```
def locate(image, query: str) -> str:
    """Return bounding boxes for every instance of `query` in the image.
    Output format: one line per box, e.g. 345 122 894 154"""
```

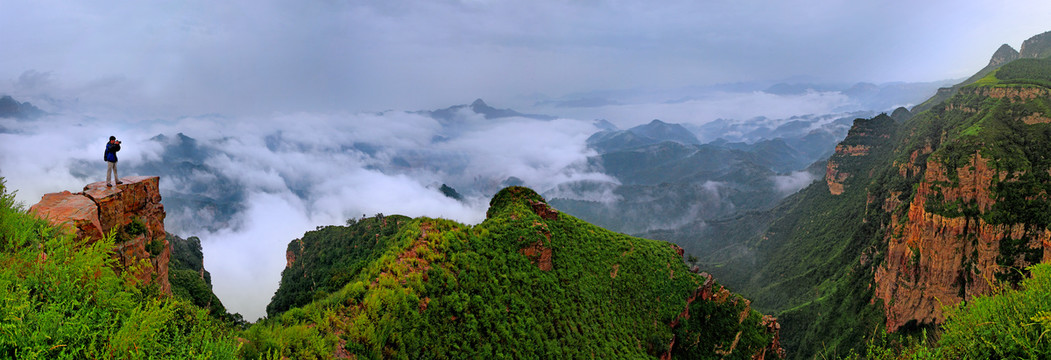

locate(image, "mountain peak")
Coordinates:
427 99 556 121
989 43 1020 67
629 119 700 144
1020 30 1051 59
486 186 552 220
0 95 45 119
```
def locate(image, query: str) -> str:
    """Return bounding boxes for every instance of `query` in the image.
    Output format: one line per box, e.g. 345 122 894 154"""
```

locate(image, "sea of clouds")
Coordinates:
0 89 858 319
0 107 618 319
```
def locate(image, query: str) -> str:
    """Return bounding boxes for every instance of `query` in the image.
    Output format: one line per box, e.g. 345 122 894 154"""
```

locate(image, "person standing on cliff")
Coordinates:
105 136 123 187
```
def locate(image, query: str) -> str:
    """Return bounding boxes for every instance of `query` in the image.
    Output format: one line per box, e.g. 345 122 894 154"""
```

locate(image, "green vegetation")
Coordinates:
116 217 146 243
267 214 410 317
995 58 1051 87
0 178 238 359
246 187 778 359
168 233 244 325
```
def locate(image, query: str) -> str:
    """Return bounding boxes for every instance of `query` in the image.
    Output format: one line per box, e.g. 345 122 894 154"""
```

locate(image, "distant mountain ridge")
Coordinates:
423 98 556 122
0 95 45 119
586 119 700 153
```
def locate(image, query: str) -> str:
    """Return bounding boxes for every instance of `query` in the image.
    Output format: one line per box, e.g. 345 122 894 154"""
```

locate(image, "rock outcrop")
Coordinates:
29 176 171 295
825 115 896 195
1020 30 1051 59
989 44 1020 67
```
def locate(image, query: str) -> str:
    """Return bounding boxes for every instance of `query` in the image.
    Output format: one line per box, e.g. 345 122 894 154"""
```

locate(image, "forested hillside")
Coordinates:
250 186 783 359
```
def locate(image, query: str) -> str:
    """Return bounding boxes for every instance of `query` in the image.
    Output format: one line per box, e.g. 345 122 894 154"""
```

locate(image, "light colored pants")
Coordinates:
106 161 119 185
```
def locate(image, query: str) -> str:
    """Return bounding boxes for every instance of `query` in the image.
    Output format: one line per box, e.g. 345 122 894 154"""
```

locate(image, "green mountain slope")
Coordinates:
267 214 412 316
249 187 783 359
698 38 1051 359
168 232 242 325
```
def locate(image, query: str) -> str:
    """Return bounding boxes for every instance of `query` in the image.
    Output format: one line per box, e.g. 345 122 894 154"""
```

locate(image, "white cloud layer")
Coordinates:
3 1 1051 116
0 108 614 319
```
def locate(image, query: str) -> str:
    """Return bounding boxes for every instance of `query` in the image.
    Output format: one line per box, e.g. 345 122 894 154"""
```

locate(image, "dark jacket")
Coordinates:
104 142 121 162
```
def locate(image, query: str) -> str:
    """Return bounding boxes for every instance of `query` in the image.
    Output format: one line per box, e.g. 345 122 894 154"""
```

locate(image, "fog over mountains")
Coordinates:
2 85 927 317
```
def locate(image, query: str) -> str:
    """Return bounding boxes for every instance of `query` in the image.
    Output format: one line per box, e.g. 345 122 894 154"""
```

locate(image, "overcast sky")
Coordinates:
2 0 1050 117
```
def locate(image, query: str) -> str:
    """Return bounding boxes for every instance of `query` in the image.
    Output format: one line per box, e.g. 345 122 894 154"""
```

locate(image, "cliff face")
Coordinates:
710 30 1051 359
872 80 1051 331
29 176 171 294
874 153 1047 329
825 115 897 195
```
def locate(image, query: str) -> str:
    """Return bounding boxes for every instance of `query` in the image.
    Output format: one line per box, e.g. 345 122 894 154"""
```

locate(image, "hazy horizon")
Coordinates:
3 1 1051 118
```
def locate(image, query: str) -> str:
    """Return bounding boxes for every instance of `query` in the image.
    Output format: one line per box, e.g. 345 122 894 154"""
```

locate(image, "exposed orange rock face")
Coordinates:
874 153 1050 330
944 102 978 113
825 161 848 195
824 116 895 196
1022 112 1051 125
30 191 104 241
834 144 871 156
976 86 1048 101
528 199 559 220
286 239 301 268
519 240 553 271
29 176 171 295
896 143 933 178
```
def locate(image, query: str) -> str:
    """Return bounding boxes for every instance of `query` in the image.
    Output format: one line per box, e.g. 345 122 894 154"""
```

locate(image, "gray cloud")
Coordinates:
773 170 820 195
3 1 1051 116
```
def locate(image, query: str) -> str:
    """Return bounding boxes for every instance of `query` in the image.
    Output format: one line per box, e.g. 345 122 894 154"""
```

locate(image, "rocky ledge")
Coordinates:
29 176 171 294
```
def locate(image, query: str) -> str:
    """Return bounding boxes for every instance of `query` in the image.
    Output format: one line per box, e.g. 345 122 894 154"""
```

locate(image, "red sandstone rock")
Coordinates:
519 240 553 271
875 153 1051 331
29 191 104 241
834 144 871 156
670 244 685 257
31 176 171 295
528 199 559 220
825 161 848 195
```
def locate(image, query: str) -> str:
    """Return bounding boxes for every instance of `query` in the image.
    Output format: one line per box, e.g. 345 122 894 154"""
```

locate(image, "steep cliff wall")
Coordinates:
873 81 1051 331
875 153 1048 329
29 176 171 294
